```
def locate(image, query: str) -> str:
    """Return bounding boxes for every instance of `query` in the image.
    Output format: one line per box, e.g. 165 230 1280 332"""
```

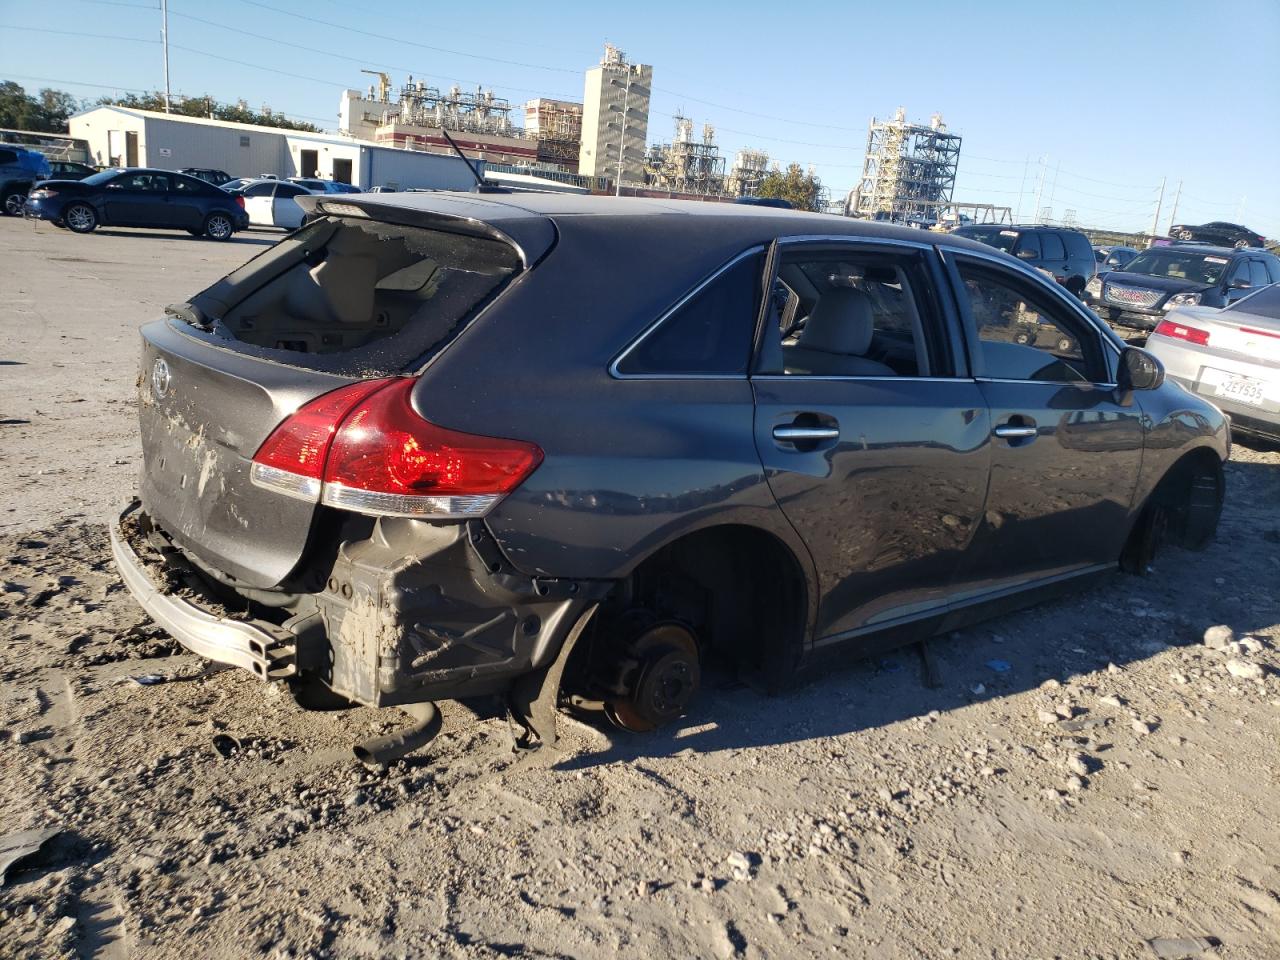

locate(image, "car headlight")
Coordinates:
28 188 56 200
1164 292 1202 309
1085 277 1102 295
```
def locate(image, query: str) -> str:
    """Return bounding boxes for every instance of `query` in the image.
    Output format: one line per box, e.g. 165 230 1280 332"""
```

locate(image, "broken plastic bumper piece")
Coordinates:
109 503 297 681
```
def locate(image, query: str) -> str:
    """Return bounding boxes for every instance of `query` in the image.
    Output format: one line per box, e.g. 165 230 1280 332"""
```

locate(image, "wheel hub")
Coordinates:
605 622 700 732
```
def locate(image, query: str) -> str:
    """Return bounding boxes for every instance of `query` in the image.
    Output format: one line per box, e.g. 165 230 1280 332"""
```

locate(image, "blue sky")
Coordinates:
3 0 1277 235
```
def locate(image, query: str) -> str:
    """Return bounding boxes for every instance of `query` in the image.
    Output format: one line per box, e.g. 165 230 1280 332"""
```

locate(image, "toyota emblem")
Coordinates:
151 358 171 399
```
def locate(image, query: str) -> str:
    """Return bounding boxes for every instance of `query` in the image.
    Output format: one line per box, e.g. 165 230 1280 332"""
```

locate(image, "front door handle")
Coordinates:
773 425 840 442
993 425 1037 439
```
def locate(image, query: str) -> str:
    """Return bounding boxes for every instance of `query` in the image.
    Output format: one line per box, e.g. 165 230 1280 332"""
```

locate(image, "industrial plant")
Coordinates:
845 108 963 223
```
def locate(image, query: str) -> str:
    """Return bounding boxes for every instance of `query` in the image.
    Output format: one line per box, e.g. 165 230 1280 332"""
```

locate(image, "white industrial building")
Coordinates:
578 44 651 184
67 106 481 191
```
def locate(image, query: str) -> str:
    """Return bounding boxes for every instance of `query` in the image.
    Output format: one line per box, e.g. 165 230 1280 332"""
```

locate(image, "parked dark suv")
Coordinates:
1084 244 1280 330
0 144 51 216
110 194 1227 763
954 224 1096 296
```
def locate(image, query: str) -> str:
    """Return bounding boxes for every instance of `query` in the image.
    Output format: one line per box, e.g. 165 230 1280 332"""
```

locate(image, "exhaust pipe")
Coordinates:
353 701 441 768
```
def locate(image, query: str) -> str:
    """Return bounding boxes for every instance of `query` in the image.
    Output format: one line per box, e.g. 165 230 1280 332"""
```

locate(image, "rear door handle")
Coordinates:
773 425 840 442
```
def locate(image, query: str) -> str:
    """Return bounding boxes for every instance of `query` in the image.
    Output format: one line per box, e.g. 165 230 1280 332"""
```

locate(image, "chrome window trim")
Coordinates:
975 377 1119 388
750 374 976 384
776 234 936 252
609 244 766 381
941 244 1124 358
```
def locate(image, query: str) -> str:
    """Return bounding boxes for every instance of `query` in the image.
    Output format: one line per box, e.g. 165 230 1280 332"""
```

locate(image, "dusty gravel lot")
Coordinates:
1 217 1279 960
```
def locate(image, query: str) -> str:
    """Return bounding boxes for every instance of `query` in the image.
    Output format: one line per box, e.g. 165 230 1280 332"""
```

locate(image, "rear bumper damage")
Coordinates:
110 504 298 680
111 501 612 712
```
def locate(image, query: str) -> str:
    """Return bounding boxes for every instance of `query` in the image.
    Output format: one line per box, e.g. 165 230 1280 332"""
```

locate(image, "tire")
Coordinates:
3 189 28 216
64 203 97 233
203 212 234 241
1233 239 1248 249
1176 230 1194 241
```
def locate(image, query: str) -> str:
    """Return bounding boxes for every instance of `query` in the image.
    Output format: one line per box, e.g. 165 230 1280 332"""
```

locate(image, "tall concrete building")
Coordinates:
578 44 652 184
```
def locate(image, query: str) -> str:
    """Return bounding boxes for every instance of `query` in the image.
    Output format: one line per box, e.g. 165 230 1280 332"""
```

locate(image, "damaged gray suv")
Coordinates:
112 192 1228 763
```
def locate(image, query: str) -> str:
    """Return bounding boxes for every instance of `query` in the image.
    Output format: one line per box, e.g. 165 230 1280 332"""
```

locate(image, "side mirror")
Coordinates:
1229 278 1251 290
1120 346 1165 392
1015 248 1037 260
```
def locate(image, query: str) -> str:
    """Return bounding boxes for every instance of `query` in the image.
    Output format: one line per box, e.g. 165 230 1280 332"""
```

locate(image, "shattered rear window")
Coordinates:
178 216 522 375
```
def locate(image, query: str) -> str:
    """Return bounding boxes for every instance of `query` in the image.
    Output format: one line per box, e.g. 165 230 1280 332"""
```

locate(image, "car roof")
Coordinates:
307 190 1013 259
1161 243 1248 256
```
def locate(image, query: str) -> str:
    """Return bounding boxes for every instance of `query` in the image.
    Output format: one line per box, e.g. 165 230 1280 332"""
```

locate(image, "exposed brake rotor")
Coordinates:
604 621 701 733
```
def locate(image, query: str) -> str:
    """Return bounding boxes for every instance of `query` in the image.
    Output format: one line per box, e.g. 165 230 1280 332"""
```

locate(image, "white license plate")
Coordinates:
1216 374 1266 406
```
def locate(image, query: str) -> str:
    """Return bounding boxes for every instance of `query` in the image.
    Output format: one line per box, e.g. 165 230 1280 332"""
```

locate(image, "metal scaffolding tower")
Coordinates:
643 115 727 194
847 108 961 223
725 148 770 197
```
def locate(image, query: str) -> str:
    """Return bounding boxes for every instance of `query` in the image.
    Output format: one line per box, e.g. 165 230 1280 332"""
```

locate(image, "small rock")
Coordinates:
343 790 367 808
1040 679 1061 690
1064 775 1086 793
1131 720 1154 735
1065 753 1091 777
1106 662 1123 674
1055 703 1076 720
1099 695 1125 708
1226 659 1265 681
1202 625 1234 649
1240 636 1264 654
725 850 753 879
1036 710 1059 725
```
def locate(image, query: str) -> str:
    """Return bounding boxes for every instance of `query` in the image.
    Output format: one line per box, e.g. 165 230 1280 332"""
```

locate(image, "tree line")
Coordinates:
0 80 319 134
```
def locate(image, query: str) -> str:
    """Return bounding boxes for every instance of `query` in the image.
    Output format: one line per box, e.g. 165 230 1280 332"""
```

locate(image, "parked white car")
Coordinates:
1146 283 1280 443
238 179 317 230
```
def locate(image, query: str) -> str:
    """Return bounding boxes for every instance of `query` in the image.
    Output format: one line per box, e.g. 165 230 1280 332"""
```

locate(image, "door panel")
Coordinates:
949 255 1143 597
753 378 991 640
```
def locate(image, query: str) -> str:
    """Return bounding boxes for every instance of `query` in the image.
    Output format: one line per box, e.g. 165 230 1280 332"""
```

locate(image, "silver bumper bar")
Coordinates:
109 507 296 680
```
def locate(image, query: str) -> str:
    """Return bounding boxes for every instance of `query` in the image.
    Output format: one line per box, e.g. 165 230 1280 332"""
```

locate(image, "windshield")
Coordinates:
957 226 1020 253
1121 249 1229 285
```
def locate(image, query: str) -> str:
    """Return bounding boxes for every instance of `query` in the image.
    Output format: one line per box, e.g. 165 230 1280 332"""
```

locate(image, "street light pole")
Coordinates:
613 73 631 198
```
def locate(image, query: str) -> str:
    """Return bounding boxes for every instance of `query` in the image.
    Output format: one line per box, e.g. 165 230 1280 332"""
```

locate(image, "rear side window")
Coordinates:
244 182 275 197
1040 233 1065 260
615 253 762 376
0 149 19 164
1013 233 1041 259
1063 231 1093 260
1249 261 1269 288
186 217 522 375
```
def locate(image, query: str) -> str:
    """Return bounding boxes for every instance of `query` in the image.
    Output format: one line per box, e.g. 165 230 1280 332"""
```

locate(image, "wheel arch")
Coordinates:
1122 443 1225 570
611 519 817 683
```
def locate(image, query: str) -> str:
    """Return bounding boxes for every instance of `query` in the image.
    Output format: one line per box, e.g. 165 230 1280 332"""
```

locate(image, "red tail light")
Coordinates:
1154 319 1209 346
250 379 542 519
235 196 245 209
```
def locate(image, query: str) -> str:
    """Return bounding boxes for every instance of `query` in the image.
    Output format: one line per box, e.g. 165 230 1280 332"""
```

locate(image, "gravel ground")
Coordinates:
1 218 1279 960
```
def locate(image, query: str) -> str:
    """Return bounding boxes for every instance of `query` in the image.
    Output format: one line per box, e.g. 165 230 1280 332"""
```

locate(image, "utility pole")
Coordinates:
1149 176 1166 244
611 74 632 197
1032 155 1047 223
1165 180 1182 234
161 0 172 113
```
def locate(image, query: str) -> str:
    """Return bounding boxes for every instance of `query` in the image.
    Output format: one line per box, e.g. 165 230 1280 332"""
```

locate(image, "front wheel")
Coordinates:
203 212 234 241
64 203 97 233
3 190 29 216
1234 239 1249 249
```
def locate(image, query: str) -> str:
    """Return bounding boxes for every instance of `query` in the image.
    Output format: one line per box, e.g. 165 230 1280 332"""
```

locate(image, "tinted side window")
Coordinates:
0 149 18 164
616 253 762 376
1265 259 1280 284
1063 232 1093 260
1249 261 1269 288
276 184 307 198
1041 233 1066 260
172 176 205 193
1229 259 1252 285
244 182 275 197
958 263 1106 384
1013 233 1041 259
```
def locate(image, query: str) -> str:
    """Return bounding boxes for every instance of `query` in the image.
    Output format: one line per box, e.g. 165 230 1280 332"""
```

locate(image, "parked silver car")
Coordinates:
1146 283 1280 442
